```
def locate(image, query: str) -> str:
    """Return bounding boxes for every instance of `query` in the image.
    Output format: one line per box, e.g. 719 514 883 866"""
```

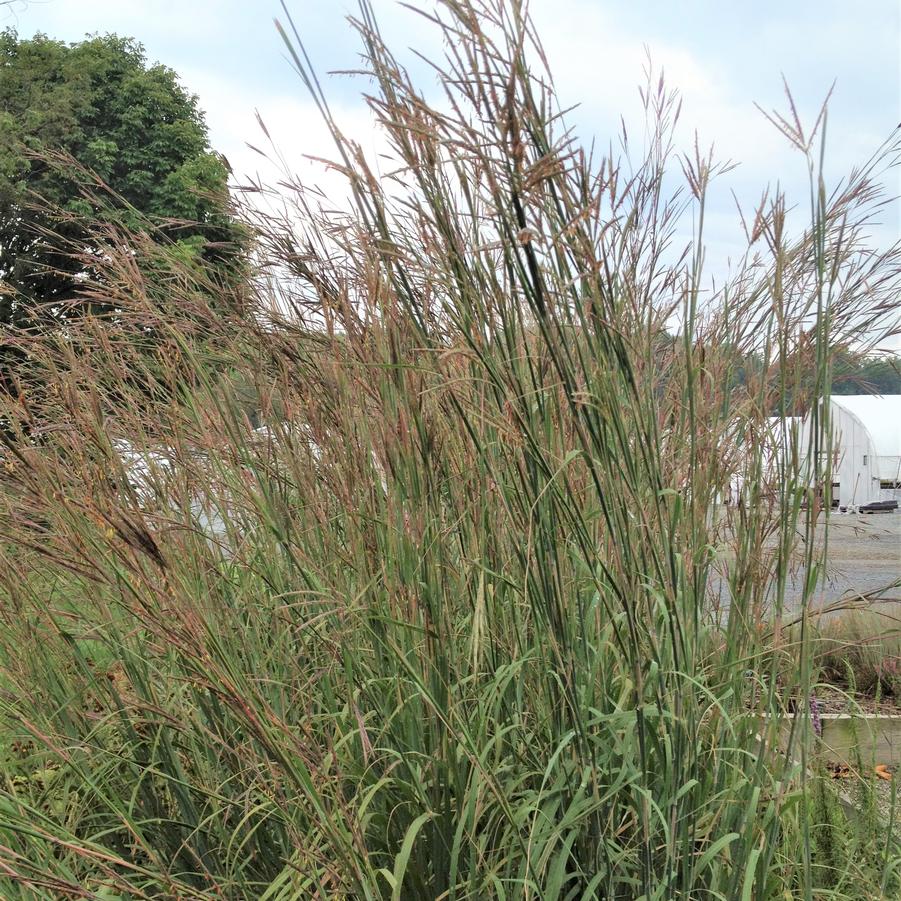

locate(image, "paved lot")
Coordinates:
792 512 901 609
757 512 901 622
708 512 900 618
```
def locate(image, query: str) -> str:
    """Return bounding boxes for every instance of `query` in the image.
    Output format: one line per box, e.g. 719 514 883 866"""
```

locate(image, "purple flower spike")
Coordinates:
809 693 822 738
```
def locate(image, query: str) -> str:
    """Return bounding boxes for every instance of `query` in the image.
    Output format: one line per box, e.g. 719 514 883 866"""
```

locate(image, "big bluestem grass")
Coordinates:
0 1 900 897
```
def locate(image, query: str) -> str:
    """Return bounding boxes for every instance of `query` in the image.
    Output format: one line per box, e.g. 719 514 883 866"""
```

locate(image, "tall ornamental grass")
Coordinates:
1 1 900 897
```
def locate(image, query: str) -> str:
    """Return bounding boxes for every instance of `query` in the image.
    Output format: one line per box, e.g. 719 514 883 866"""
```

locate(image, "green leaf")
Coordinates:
391 812 434 901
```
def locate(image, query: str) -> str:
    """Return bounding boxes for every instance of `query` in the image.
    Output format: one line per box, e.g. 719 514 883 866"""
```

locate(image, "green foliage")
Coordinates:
0 29 241 322
832 351 901 395
722 347 900 420
0 1 899 898
811 612 901 699
805 776 897 898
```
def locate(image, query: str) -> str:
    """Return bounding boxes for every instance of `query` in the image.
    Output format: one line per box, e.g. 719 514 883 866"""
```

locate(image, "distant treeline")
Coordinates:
656 331 900 413
830 351 901 394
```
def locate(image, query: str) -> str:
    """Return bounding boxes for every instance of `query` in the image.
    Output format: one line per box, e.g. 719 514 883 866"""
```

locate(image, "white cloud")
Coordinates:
176 63 397 220
12 0 897 348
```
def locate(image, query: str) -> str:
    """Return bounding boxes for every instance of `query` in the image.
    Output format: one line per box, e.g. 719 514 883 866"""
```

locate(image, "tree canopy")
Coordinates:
831 349 901 395
0 30 242 326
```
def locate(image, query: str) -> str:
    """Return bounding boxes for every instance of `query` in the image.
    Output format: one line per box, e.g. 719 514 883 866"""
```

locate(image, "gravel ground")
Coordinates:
708 511 901 616
786 512 901 612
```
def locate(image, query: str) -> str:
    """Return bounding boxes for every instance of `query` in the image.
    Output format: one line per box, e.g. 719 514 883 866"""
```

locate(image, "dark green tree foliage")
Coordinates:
724 345 899 408
832 349 901 394
0 30 240 326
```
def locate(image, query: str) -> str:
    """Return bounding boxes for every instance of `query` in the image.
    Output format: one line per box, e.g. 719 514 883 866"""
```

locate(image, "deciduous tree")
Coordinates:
0 30 242 328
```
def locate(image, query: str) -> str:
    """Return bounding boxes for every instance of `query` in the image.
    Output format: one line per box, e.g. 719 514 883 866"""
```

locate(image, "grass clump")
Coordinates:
1 1 900 897
812 611 901 701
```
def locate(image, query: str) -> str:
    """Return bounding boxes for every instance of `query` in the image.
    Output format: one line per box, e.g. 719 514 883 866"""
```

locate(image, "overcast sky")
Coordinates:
5 0 900 345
